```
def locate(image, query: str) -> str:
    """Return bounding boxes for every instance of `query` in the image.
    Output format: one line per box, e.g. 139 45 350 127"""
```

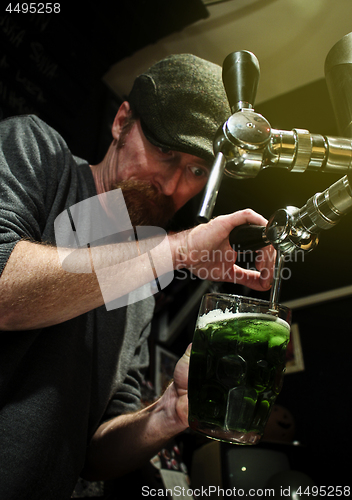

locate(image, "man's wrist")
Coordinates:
152 381 189 437
168 230 191 271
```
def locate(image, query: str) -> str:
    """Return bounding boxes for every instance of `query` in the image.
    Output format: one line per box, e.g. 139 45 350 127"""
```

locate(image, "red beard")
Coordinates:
112 179 176 228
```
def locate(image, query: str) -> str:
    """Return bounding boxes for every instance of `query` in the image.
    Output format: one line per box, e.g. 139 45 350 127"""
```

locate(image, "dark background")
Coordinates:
1 2 351 491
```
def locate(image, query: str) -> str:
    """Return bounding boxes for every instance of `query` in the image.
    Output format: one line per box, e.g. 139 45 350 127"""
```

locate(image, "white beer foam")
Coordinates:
197 308 290 331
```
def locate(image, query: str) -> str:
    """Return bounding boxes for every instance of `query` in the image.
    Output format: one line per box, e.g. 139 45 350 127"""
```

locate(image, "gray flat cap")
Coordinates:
128 54 230 164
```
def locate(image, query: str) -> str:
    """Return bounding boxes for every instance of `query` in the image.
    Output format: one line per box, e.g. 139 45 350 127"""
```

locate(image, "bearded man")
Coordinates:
0 54 273 499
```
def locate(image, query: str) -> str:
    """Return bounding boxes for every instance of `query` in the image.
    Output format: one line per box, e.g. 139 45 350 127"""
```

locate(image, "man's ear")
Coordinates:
111 101 131 140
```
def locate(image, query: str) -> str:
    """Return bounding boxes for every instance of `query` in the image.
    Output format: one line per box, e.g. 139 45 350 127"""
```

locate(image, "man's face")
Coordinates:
112 114 210 228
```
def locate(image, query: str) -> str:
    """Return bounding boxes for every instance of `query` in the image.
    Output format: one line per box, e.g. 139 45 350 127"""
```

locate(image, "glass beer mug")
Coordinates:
188 293 292 445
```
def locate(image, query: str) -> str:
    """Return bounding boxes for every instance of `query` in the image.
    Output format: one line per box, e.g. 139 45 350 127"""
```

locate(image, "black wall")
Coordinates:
0 0 208 163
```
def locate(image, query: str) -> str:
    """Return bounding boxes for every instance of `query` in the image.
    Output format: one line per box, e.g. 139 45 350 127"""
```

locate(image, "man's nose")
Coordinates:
154 166 183 197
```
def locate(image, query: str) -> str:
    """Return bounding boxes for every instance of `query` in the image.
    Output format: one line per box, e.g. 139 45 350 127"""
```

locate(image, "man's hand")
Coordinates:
161 344 191 430
172 209 275 291
82 344 192 480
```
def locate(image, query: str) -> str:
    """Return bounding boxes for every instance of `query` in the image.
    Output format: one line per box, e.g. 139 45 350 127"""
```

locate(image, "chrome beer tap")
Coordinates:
198 42 352 223
198 50 267 222
230 174 352 305
231 174 352 255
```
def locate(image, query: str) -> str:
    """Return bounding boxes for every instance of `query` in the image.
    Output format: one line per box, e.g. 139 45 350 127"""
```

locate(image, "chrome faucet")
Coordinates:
230 174 352 256
198 48 352 223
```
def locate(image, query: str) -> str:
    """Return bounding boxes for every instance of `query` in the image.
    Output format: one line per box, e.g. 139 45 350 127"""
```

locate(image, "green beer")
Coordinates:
188 310 290 444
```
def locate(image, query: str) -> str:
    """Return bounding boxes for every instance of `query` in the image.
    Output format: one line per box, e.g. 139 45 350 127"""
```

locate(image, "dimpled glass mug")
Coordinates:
188 293 292 445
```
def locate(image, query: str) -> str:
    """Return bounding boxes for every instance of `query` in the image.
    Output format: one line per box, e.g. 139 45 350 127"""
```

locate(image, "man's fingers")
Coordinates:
230 265 270 291
225 209 268 232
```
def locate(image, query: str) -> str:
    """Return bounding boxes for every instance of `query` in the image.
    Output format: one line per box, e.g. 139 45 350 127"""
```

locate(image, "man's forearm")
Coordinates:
0 234 177 331
0 210 274 330
81 382 187 481
0 240 104 330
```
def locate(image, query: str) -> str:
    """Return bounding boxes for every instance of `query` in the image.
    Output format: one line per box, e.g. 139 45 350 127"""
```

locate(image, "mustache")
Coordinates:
112 179 176 228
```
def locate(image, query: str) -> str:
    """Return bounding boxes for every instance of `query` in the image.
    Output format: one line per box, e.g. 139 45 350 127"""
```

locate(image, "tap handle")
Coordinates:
229 224 269 251
222 51 260 112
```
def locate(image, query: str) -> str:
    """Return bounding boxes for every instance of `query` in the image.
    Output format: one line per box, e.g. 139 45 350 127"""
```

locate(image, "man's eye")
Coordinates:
190 166 208 178
158 147 173 156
